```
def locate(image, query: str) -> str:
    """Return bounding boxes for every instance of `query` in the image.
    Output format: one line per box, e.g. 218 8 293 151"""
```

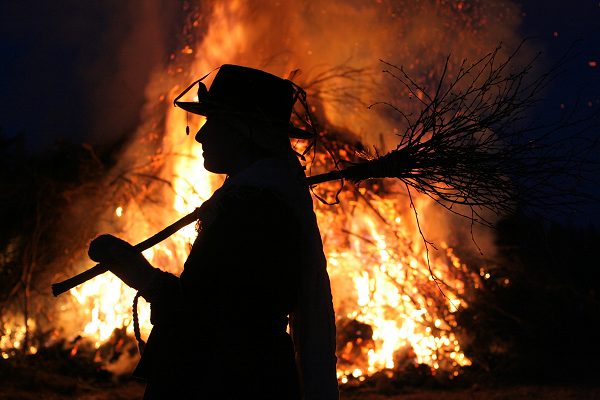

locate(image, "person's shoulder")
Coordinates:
221 185 290 215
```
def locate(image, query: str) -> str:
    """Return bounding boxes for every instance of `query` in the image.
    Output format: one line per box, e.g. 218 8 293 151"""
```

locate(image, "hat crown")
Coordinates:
204 64 295 123
174 64 313 139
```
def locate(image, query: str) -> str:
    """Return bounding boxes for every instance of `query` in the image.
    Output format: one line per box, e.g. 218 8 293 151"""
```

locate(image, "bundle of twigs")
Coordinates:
312 43 598 225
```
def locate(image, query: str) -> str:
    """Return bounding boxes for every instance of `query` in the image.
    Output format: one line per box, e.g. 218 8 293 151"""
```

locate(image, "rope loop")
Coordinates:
132 292 146 354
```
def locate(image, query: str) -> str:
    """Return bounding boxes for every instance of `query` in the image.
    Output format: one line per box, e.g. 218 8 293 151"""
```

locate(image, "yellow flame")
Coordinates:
1 0 498 379
321 190 474 377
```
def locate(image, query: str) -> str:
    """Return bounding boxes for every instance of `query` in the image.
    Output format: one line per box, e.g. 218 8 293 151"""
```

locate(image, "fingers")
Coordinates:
87 234 155 291
88 234 133 264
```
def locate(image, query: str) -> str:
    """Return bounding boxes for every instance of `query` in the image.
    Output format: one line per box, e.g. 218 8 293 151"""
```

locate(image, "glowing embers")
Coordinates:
319 187 477 382
0 318 34 358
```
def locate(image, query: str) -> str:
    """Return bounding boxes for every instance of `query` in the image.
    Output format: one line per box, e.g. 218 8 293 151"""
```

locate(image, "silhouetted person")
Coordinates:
88 65 339 399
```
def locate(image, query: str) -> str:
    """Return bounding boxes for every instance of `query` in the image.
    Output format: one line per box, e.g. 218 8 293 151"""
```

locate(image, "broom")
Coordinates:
52 43 597 296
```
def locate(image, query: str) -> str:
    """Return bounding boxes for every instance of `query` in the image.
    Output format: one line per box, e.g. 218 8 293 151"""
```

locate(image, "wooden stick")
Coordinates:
51 170 346 296
51 207 202 296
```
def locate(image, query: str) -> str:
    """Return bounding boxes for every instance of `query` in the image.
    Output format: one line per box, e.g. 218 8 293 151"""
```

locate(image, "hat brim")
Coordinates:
175 100 314 139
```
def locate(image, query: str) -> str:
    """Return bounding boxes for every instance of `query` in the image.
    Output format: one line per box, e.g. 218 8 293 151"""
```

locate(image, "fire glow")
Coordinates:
317 186 477 380
0 0 524 382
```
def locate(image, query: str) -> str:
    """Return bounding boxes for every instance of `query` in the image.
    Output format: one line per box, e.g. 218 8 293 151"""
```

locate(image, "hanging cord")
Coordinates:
132 292 145 354
174 67 218 136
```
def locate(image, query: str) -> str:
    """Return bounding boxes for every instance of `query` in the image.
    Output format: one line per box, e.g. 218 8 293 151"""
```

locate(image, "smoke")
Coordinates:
170 0 525 151
82 1 178 147
1 0 526 151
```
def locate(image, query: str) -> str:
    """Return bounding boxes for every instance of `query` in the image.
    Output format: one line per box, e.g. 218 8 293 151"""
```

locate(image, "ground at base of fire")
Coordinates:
1 378 600 400
343 385 600 400
2 349 599 400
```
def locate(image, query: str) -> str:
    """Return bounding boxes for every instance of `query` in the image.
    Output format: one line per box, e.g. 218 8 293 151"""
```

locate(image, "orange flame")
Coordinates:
1 0 524 381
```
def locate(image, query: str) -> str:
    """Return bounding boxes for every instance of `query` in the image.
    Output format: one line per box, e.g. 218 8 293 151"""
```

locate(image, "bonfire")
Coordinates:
1 1 597 392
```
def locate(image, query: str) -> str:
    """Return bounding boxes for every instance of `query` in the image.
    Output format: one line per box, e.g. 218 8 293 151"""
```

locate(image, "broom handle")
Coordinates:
51 170 346 296
51 208 202 296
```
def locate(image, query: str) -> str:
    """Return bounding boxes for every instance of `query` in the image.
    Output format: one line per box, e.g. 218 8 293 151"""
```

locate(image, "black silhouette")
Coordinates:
88 65 339 399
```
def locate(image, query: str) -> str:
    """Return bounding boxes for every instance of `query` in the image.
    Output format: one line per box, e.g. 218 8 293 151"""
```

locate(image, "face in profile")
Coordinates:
195 116 249 174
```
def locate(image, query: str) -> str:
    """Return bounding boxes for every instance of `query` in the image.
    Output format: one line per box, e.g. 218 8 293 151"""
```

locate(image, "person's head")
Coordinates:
194 113 284 174
174 64 314 174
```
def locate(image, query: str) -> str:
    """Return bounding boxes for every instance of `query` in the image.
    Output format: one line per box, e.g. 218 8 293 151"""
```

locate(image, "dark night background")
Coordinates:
0 1 180 151
0 1 600 398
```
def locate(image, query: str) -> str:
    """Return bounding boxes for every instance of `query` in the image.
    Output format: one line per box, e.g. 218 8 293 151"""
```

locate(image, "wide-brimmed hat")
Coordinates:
174 64 314 139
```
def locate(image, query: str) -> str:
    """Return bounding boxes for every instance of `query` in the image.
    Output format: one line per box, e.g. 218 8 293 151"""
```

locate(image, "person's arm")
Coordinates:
88 234 184 325
289 260 339 400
